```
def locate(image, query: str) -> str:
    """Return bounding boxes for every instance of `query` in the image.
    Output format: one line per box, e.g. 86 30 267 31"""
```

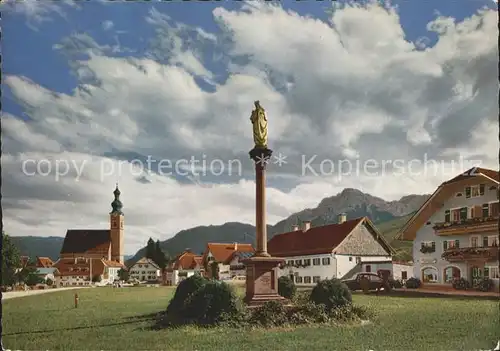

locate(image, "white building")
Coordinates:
164 250 204 286
35 268 58 284
202 243 255 280
398 167 499 289
53 257 125 286
268 215 395 286
128 257 161 282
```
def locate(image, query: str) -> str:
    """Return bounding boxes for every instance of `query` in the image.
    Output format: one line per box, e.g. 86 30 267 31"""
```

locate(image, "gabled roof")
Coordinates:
398 167 499 241
36 257 54 268
171 251 203 270
130 257 160 270
268 217 393 257
102 260 125 268
225 251 254 264
203 243 254 263
60 229 111 254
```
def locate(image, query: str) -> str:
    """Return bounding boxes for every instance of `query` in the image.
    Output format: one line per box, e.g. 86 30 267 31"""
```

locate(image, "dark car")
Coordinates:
341 273 384 292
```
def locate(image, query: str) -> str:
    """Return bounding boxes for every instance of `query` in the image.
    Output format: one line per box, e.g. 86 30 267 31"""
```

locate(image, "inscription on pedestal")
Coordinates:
255 271 272 294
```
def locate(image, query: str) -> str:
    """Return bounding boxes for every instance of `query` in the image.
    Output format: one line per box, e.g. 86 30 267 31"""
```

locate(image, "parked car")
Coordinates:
342 273 384 292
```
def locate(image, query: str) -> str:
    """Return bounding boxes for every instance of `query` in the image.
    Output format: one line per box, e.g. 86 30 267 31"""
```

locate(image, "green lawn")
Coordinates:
3 287 499 350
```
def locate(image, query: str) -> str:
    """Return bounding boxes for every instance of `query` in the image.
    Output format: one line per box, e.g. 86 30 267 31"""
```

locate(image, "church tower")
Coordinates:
110 184 124 264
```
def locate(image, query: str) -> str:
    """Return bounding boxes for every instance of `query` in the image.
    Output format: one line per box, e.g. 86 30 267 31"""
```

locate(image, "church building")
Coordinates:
53 185 126 286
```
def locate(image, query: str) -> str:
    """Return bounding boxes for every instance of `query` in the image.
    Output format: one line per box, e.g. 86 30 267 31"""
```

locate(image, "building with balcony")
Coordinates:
398 167 499 289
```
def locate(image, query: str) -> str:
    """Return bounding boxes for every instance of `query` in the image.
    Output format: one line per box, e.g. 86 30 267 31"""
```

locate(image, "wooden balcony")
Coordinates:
433 216 498 236
441 246 499 262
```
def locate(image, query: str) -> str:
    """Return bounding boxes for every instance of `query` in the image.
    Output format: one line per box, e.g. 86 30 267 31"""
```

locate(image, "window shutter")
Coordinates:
444 210 450 222
482 204 489 217
431 242 436 250
443 241 448 250
474 205 482 218
491 202 499 217
465 187 471 198
479 184 485 195
455 240 460 248
459 207 468 221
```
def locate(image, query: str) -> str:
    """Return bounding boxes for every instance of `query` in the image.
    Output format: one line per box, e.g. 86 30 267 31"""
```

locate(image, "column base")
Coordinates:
242 256 287 307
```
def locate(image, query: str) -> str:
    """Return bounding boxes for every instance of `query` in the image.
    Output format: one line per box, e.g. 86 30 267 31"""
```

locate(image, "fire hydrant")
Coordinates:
74 293 79 308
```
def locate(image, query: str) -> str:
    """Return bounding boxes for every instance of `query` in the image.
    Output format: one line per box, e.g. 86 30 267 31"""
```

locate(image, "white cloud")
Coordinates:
1 0 77 30
102 20 114 31
3 3 498 253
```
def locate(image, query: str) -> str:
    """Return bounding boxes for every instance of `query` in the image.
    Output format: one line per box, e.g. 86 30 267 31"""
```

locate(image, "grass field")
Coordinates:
3 287 499 350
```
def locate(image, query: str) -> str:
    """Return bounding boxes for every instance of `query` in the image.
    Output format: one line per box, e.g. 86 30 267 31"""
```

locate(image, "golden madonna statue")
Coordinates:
250 101 268 148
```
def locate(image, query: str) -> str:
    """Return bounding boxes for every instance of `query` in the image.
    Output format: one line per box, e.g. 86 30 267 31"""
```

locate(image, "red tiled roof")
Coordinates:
172 251 203 270
204 243 254 263
61 229 111 254
53 258 105 276
102 260 125 268
443 167 499 185
36 257 54 268
268 218 364 257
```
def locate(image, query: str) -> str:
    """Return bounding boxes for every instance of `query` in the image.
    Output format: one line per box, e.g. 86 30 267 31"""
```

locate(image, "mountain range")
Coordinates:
8 188 429 264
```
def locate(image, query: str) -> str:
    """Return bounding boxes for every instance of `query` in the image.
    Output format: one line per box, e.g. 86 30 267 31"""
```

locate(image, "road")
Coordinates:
2 286 89 300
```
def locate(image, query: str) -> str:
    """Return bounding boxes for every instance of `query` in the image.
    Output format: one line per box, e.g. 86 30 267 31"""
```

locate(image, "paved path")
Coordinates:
2 287 89 300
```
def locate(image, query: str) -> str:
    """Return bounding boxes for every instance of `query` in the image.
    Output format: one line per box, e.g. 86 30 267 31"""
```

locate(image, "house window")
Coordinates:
490 202 499 217
365 265 371 273
483 236 489 247
443 240 459 250
470 237 479 248
304 276 312 284
138 265 142 268
451 209 460 222
145 265 149 268
349 257 353 262
355 257 361 264
487 236 499 247
312 276 321 283
486 266 499 279
295 276 303 284
296 260 302 265
444 210 450 222
313 258 321 266
322 258 330 265
459 207 467 221
304 259 311 266
401 271 408 280
482 204 490 218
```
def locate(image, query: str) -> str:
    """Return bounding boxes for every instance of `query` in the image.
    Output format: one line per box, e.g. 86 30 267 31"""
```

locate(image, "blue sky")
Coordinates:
2 0 498 253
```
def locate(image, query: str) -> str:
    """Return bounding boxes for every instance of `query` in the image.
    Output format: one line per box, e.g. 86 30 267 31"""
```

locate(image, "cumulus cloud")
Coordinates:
3 2 498 253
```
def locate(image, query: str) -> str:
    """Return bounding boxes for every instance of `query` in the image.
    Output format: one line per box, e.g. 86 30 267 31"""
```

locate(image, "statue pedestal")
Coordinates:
242 256 287 307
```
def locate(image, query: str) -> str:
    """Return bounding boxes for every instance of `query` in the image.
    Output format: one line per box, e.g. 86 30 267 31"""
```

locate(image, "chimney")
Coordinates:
234 242 238 251
302 221 311 231
338 213 347 224
291 225 299 231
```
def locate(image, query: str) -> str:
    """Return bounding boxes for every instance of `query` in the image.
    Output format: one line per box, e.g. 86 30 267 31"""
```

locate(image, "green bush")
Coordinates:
310 278 352 310
249 300 289 327
476 278 493 292
166 274 207 320
405 277 421 289
183 280 242 325
288 302 330 325
389 278 403 289
452 278 470 290
278 276 296 299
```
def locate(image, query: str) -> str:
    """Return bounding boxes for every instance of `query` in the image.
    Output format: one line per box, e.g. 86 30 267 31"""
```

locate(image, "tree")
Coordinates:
15 266 37 284
92 275 102 283
118 268 129 281
154 240 169 269
26 273 44 286
145 238 156 260
210 261 220 280
2 233 21 287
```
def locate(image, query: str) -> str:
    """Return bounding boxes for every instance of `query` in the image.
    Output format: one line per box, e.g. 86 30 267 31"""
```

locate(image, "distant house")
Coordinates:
164 250 204 285
268 215 395 285
53 257 125 287
202 243 254 280
35 257 54 268
398 167 499 289
128 258 161 282
35 268 59 284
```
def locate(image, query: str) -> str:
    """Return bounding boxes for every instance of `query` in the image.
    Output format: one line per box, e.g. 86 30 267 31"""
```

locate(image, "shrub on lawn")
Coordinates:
249 300 289 327
309 278 352 310
477 278 493 292
405 277 422 289
182 280 243 325
389 278 403 289
452 278 470 290
288 302 330 325
278 276 296 299
166 274 207 320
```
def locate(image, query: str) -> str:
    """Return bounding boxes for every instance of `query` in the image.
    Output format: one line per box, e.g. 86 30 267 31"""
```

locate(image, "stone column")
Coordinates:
250 148 272 257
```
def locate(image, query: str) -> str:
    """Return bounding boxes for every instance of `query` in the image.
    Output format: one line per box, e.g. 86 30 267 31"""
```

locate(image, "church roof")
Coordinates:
60 229 111 254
